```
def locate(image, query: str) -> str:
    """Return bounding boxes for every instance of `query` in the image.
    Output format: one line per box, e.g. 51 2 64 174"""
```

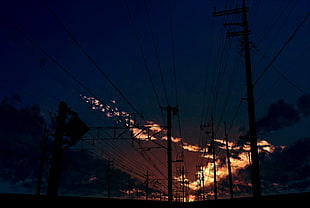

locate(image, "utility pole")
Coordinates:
201 166 205 201
211 121 217 200
196 165 205 201
214 0 261 198
241 0 262 198
181 166 186 202
47 101 67 197
162 105 178 203
224 122 233 199
167 105 173 203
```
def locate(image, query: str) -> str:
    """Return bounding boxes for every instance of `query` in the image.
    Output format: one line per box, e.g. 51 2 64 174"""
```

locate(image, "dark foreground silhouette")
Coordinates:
0 192 309 207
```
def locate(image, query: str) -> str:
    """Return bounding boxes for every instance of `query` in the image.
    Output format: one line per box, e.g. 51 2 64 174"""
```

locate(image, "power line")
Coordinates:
124 0 163 112
253 45 308 96
41 0 140 114
0 12 104 107
168 0 178 107
144 0 169 105
167 0 186 176
253 12 310 86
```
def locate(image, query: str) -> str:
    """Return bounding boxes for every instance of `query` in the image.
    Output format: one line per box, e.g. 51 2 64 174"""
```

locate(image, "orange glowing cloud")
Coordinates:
80 94 285 196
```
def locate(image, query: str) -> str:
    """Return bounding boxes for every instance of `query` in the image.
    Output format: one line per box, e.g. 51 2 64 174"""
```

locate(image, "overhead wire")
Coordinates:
126 0 183 165
196 0 257 198
6 0 307 199
80 128 168 185
167 0 187 181
253 0 297 49
41 0 171 191
197 0 218 179
89 126 169 183
168 0 179 108
0 11 140 194
41 0 140 114
0 6 162 197
253 12 310 87
123 7 175 185
124 0 175 185
126 0 190 196
123 0 163 113
0 12 110 111
144 0 169 105
253 45 308 99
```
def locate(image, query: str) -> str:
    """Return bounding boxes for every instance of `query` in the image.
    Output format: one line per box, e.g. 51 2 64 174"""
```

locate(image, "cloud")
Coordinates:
0 95 152 197
0 96 45 191
257 94 310 133
256 99 300 133
217 137 310 196
260 137 310 194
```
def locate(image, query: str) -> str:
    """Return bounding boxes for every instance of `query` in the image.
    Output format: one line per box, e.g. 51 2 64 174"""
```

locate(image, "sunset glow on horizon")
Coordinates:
80 94 284 200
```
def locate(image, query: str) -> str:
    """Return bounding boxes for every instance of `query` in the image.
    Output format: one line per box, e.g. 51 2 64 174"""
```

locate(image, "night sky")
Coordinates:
0 0 309 200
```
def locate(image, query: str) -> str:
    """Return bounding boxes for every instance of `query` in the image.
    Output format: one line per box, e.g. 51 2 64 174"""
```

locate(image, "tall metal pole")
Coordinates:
241 0 262 198
201 166 205 201
211 121 218 200
47 101 67 197
214 0 262 198
167 105 173 203
181 166 185 202
224 122 233 198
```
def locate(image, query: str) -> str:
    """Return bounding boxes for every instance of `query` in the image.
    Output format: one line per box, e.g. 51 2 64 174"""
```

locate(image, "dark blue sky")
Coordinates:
0 0 309 198
1 0 309 146
0 0 309 150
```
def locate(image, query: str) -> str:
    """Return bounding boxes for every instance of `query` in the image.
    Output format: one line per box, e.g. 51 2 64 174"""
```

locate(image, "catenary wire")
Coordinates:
253 12 310 87
41 0 140 114
144 0 169 105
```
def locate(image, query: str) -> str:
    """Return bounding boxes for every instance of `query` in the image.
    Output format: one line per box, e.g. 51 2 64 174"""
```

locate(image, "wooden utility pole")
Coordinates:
214 0 261 198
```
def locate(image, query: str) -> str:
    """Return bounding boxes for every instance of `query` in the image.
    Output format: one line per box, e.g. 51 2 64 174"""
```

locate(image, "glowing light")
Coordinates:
258 139 275 153
182 142 202 152
188 138 280 193
88 175 97 182
80 94 285 201
188 194 196 202
81 94 184 144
